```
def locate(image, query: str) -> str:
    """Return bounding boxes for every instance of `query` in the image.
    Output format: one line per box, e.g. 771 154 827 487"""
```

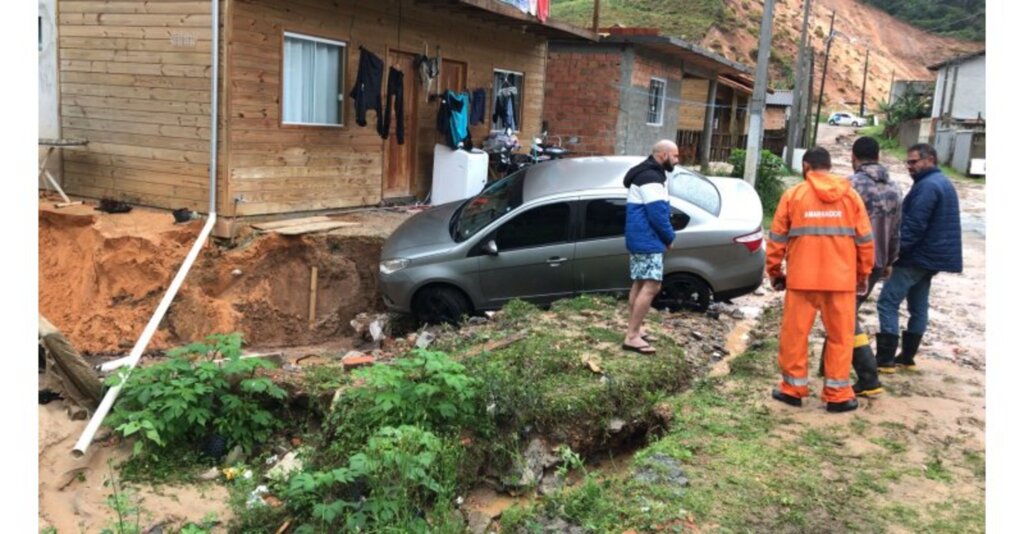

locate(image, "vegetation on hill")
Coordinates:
858 0 985 42
550 0 729 42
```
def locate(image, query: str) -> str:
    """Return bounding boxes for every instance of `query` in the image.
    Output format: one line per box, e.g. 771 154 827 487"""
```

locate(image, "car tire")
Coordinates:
828 120 836 126
412 285 473 325
852 121 860 127
656 274 712 313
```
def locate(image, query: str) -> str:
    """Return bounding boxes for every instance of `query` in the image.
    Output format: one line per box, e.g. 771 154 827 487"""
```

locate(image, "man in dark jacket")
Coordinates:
875 143 962 371
622 140 678 354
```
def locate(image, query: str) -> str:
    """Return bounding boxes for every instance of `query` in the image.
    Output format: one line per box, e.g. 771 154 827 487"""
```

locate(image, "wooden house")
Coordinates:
48 0 595 228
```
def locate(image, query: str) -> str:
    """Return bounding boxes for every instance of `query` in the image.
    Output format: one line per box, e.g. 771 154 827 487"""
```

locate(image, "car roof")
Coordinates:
522 156 645 202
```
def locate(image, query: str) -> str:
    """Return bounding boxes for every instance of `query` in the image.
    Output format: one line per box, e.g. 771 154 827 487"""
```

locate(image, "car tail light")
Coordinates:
733 229 763 252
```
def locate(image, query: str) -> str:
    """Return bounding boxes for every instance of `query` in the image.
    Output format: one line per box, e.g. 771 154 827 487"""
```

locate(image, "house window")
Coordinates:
647 77 666 126
492 69 524 132
282 32 346 126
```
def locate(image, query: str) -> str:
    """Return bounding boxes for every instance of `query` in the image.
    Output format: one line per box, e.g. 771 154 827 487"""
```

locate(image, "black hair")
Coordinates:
852 136 880 161
908 143 938 162
803 146 832 170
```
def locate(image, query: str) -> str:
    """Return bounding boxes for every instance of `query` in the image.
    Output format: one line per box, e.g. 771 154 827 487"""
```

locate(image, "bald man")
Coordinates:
622 140 679 354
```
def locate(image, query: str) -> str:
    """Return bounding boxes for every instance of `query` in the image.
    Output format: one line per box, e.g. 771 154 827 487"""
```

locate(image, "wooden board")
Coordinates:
270 221 359 235
250 215 332 230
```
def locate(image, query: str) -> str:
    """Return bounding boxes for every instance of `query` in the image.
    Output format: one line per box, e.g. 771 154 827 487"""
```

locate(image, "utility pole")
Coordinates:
804 47 815 150
592 0 600 33
785 0 813 171
859 49 870 117
742 0 775 186
811 9 836 146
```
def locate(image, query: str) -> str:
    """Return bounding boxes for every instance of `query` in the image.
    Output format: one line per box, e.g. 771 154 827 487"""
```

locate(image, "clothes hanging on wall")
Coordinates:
379 67 405 144
349 47 384 129
470 88 487 126
437 90 471 150
493 76 518 131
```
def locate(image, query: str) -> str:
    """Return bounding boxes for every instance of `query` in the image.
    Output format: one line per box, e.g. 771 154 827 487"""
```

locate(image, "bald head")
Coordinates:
651 140 679 172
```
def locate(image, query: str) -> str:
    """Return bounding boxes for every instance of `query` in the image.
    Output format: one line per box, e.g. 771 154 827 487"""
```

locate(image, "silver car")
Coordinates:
379 156 766 323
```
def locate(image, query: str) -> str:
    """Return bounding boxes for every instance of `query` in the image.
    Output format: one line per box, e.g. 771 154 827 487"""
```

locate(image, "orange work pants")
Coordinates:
777 289 856 403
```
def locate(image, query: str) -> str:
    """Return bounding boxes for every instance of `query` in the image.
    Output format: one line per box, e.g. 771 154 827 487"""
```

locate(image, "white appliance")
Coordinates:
431 144 488 205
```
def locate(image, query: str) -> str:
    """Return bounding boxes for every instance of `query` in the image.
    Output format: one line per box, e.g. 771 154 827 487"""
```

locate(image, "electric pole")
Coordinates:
805 48 815 148
859 49 870 117
742 0 776 186
592 0 600 33
785 0 813 171
812 9 835 146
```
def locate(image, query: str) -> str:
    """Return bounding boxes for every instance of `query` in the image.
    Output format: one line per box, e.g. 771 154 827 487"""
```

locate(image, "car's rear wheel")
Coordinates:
828 119 837 125
656 274 712 313
412 285 473 325
852 121 861 127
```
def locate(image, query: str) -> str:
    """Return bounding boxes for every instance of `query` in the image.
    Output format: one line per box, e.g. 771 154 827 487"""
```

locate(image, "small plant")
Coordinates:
107 333 286 461
178 512 218 534
555 444 585 478
727 149 786 216
100 464 142 534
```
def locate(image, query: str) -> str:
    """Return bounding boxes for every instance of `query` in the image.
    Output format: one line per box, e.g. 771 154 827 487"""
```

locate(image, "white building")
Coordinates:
928 50 985 123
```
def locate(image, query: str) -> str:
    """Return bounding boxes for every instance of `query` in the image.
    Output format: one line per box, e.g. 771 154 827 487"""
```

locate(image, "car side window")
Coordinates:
583 198 626 240
495 202 571 250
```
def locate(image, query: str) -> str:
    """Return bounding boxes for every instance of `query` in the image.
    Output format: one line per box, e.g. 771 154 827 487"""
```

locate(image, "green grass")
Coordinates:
497 301 985 533
550 0 728 40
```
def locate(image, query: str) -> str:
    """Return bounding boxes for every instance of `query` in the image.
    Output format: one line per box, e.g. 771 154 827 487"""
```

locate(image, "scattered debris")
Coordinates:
342 351 375 370
266 451 304 481
464 510 493 534
633 453 689 497
607 418 627 433
580 353 603 374
246 485 270 508
415 330 437 349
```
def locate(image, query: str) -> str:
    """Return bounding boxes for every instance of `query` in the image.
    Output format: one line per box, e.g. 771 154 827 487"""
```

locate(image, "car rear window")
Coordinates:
668 168 721 216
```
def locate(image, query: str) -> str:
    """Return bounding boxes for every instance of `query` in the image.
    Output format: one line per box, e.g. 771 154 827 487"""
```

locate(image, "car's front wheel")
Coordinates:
656 274 712 313
412 285 473 325
828 120 837 125
852 121 861 127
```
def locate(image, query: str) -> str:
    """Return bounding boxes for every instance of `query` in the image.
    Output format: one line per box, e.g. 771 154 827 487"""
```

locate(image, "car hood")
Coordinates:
708 177 763 226
381 200 463 259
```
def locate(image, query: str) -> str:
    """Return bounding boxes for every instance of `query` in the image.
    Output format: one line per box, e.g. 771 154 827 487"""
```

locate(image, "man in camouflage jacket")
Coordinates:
819 136 902 395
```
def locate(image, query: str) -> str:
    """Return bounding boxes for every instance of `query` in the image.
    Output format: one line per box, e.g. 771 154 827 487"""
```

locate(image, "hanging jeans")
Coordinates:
379 67 405 144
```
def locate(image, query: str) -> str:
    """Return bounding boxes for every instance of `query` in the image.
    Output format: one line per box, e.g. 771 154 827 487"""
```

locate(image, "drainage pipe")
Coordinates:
74 0 220 456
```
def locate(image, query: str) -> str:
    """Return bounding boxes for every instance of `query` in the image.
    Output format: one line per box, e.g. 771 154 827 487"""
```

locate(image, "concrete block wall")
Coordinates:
617 49 682 156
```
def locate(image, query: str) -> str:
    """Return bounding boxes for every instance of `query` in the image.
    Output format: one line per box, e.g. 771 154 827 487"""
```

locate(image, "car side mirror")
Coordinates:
484 240 499 256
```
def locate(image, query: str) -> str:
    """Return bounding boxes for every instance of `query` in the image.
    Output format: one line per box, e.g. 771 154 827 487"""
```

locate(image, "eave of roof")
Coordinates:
601 34 752 77
927 49 985 71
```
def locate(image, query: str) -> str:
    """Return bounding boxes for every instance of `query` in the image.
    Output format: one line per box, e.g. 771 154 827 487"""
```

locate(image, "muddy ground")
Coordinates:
38 132 986 531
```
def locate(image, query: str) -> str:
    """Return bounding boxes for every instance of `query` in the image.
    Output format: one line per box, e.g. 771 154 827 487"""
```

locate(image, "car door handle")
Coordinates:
546 256 567 265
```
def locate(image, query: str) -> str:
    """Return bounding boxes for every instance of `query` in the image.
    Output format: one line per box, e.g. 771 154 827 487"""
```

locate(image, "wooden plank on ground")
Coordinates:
250 215 332 230
270 221 360 235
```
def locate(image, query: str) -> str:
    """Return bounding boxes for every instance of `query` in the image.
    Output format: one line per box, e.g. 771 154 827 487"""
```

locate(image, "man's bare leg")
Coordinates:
625 280 662 348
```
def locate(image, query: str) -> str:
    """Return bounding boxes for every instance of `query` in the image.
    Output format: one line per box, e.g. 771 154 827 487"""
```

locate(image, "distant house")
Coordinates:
44 0 596 227
928 50 985 124
764 90 793 131
543 28 756 169
888 80 933 105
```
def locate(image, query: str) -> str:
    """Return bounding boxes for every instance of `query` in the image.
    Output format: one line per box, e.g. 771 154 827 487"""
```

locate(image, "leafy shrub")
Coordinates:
106 333 286 460
727 149 786 216
878 91 930 138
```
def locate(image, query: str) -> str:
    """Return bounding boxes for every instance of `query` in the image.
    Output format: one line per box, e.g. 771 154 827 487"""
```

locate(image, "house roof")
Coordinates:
415 0 599 41
927 49 985 71
766 90 793 107
600 34 752 77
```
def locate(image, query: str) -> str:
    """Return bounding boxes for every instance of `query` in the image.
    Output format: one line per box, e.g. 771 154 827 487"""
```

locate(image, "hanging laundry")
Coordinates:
493 78 518 131
470 88 487 126
349 47 384 129
537 0 549 22
437 90 471 149
379 67 405 144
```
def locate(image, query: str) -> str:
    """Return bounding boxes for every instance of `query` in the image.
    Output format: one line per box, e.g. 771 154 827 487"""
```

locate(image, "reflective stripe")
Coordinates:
768 231 788 243
824 378 851 388
782 374 809 386
855 233 874 244
789 226 856 237
853 333 870 347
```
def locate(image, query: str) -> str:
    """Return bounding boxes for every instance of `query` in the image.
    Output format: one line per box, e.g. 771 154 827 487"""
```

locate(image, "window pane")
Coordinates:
283 35 342 125
584 199 627 239
647 79 665 124
496 203 570 250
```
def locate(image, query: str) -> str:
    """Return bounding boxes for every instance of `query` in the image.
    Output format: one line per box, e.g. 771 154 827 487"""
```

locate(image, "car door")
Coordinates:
476 200 576 308
575 196 690 295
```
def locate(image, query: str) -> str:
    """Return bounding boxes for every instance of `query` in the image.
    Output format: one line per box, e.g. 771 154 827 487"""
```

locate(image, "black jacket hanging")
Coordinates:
349 47 384 128
379 67 405 144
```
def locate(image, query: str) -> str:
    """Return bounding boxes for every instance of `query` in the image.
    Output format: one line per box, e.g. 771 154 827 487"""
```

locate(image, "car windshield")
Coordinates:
668 168 721 216
451 169 527 242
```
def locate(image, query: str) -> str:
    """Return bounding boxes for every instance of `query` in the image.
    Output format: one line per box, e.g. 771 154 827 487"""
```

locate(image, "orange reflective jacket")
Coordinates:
766 170 875 291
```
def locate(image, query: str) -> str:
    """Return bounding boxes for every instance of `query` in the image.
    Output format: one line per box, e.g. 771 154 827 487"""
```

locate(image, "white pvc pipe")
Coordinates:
73 0 220 457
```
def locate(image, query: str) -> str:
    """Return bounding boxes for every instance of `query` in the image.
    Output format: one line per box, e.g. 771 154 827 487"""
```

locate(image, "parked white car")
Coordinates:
827 112 867 127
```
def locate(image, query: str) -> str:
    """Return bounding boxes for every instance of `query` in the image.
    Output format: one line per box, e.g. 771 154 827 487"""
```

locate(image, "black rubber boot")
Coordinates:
852 331 883 396
826 398 859 413
771 388 802 407
875 333 899 374
896 331 924 369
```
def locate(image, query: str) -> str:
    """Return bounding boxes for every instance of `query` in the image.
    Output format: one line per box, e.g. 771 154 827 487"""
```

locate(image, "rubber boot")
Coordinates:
895 331 924 370
826 397 859 413
852 327 883 396
875 333 899 374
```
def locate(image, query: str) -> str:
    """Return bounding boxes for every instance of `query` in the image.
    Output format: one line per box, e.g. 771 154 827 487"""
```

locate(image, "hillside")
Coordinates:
551 0 983 113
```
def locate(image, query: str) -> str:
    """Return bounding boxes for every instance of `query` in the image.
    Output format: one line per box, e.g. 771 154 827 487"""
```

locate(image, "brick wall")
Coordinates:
543 49 622 156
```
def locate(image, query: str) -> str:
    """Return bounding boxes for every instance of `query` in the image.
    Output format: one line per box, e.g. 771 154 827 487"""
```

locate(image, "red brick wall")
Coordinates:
543 50 622 156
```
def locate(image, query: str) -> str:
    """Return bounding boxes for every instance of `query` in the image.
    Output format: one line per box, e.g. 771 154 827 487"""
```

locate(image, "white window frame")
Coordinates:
492 68 525 133
647 77 666 126
282 31 347 127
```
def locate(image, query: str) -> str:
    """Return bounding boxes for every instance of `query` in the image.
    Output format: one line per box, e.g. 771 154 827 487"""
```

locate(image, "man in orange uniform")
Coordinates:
766 147 874 413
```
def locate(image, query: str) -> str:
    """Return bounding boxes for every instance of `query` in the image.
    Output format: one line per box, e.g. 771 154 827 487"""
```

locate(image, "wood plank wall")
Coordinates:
679 77 709 131
227 0 548 216
58 0 221 213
